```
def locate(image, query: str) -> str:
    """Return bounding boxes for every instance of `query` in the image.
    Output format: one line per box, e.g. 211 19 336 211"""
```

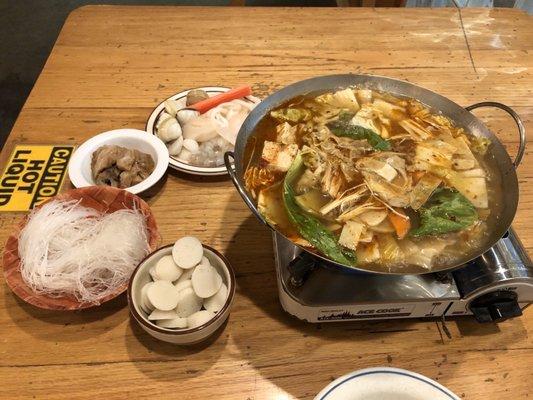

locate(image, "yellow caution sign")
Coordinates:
0 145 74 212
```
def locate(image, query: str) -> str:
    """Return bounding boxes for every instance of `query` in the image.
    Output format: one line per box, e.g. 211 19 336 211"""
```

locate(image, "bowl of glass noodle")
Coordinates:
2 186 160 310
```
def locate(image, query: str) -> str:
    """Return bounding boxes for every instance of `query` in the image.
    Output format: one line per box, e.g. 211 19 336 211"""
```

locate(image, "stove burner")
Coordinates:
273 228 533 323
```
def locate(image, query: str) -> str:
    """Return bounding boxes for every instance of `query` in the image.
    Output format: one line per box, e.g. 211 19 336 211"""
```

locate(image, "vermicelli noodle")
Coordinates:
18 200 150 304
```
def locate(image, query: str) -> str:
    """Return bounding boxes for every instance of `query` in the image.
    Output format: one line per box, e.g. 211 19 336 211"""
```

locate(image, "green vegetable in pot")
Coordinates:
271 108 312 123
283 154 357 266
410 188 478 237
326 119 391 151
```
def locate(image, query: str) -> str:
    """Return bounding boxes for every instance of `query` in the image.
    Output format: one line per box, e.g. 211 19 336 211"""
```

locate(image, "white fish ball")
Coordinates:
178 148 193 162
183 138 199 154
140 282 155 313
187 310 215 329
155 255 183 281
157 317 188 329
156 112 173 129
176 287 203 318
157 118 182 142
204 283 228 313
164 99 180 117
199 256 211 267
175 268 194 284
173 236 203 269
147 281 180 311
174 279 192 293
191 264 223 298
148 309 179 321
177 109 200 126
149 267 161 281
167 136 183 156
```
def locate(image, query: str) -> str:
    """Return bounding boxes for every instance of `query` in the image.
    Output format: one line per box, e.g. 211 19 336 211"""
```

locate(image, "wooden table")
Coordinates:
1 6 532 399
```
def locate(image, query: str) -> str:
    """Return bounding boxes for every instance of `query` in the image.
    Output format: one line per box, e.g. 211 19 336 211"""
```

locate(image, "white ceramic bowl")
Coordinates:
128 244 236 345
315 367 460 400
68 129 169 194
146 86 259 176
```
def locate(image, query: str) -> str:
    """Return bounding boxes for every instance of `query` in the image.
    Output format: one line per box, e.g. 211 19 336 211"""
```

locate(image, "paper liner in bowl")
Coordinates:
2 186 161 311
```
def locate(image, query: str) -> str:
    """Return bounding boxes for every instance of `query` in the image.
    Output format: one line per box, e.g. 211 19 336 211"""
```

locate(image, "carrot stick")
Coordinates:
388 210 411 239
189 85 252 114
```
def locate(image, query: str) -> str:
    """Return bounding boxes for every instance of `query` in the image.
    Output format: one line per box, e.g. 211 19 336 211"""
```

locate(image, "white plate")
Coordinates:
68 129 169 194
146 86 259 176
315 367 460 400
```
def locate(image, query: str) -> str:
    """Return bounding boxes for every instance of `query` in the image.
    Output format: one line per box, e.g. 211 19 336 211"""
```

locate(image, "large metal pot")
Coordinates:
224 74 526 275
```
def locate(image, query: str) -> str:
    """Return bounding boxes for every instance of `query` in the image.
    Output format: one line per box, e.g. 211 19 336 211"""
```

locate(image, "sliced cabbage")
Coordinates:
362 171 410 208
316 88 360 112
356 158 397 182
276 122 298 145
356 89 373 105
295 189 329 216
271 108 312 123
399 119 432 140
372 99 406 119
358 241 380 263
358 209 388 227
410 173 442 210
377 234 402 262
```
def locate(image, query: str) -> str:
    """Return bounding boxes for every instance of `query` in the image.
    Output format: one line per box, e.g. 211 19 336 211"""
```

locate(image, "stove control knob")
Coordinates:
469 291 522 323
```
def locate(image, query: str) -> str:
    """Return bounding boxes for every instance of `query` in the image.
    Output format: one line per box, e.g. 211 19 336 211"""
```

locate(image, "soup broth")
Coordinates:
244 87 501 273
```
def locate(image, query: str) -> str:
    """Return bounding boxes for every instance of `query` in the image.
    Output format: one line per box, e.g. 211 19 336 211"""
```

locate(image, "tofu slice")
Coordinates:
261 141 298 172
339 220 365 251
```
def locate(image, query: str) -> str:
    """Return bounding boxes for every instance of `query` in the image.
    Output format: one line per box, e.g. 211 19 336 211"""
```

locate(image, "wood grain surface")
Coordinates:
0 6 532 400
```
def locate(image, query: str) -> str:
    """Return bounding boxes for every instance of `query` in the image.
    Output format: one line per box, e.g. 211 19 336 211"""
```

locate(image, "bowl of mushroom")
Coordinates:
128 237 235 345
146 86 260 176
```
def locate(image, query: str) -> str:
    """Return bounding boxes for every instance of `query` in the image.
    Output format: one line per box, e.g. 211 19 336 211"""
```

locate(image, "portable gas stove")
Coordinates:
273 228 533 323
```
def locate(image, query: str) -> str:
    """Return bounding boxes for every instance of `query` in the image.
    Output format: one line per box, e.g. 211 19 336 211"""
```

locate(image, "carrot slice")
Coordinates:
189 85 252 114
388 210 411 239
412 170 425 184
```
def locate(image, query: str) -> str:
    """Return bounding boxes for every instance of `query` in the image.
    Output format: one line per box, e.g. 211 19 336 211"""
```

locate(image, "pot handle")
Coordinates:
466 102 526 168
224 151 266 224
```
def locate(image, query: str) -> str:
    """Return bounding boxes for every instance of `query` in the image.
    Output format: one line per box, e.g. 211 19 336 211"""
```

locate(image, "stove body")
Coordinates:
273 228 533 323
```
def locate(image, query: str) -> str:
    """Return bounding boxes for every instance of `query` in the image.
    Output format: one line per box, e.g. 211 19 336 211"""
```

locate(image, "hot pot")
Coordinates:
224 74 526 275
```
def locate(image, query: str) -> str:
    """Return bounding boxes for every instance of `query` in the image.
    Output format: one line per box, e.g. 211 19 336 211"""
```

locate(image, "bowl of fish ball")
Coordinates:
128 237 235 345
146 86 259 176
68 128 169 194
